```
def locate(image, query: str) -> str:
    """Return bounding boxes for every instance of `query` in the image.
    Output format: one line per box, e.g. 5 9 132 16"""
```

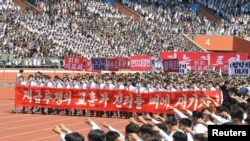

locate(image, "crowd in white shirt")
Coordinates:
1 0 205 68
196 0 250 41
51 95 250 141
121 0 250 41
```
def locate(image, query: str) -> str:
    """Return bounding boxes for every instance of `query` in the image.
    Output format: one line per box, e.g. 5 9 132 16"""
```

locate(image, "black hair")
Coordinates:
87 129 105 141
193 133 207 141
202 107 213 113
172 131 187 141
238 102 248 111
105 131 120 141
125 123 140 134
65 132 84 141
179 118 192 127
165 116 177 126
139 124 154 136
155 123 168 133
192 110 203 119
230 109 244 122
19 69 24 73
216 106 229 113
246 98 250 104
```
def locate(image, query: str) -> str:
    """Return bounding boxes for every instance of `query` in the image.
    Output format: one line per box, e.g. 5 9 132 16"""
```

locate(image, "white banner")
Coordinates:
229 60 250 75
179 62 188 74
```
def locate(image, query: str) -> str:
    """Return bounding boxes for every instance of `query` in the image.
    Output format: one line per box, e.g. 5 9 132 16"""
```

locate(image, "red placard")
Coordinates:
107 58 119 71
85 59 92 71
190 60 208 72
130 55 152 71
209 63 229 74
117 57 129 69
64 56 84 71
15 85 223 114
162 59 179 73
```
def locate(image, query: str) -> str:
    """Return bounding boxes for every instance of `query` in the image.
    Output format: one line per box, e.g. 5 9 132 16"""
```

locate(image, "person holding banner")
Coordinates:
12 69 28 114
16 69 23 83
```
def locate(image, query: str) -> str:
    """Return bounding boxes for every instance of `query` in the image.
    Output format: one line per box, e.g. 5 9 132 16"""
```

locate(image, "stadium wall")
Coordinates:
194 35 250 58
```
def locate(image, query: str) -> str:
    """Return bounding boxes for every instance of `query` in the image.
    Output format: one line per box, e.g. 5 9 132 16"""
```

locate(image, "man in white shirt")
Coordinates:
16 69 23 84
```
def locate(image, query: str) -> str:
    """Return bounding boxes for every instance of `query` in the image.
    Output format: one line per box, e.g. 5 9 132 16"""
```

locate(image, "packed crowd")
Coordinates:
13 69 250 140
1 0 250 68
51 100 250 141
197 0 250 40
13 69 250 115
121 0 250 40
0 0 204 68
3 1 250 141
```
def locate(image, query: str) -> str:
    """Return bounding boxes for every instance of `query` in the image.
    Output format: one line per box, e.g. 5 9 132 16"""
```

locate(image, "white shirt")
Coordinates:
30 81 37 86
99 83 107 89
128 85 138 93
193 123 208 134
47 81 54 88
119 84 125 90
81 83 88 89
57 82 63 88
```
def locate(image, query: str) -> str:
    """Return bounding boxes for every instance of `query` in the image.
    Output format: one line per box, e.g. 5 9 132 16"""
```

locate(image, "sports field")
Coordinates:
0 71 128 141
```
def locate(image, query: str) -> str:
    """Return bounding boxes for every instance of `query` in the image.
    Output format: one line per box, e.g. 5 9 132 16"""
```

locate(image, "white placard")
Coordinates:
229 60 250 75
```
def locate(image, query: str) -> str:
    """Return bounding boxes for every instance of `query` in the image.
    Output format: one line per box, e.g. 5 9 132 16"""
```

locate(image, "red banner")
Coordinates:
160 52 209 65
64 56 84 71
209 52 248 65
15 85 223 113
85 59 92 71
161 52 248 64
162 59 179 73
107 58 119 71
130 55 152 71
117 57 129 69
190 60 208 72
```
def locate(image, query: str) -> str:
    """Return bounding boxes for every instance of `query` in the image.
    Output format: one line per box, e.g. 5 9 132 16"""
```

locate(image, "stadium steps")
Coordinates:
114 0 141 21
12 0 28 10
199 5 222 25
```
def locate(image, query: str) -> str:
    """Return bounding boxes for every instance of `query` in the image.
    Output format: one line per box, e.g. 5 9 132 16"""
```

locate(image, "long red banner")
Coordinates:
160 52 248 65
15 85 223 113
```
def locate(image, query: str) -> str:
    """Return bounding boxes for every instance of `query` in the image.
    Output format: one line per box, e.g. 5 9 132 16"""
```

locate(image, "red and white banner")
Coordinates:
209 52 248 65
64 56 84 71
160 52 209 65
118 57 129 69
162 59 179 73
209 63 229 73
107 58 119 71
15 85 223 113
130 55 152 71
160 52 248 65
190 60 208 72
85 59 92 72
